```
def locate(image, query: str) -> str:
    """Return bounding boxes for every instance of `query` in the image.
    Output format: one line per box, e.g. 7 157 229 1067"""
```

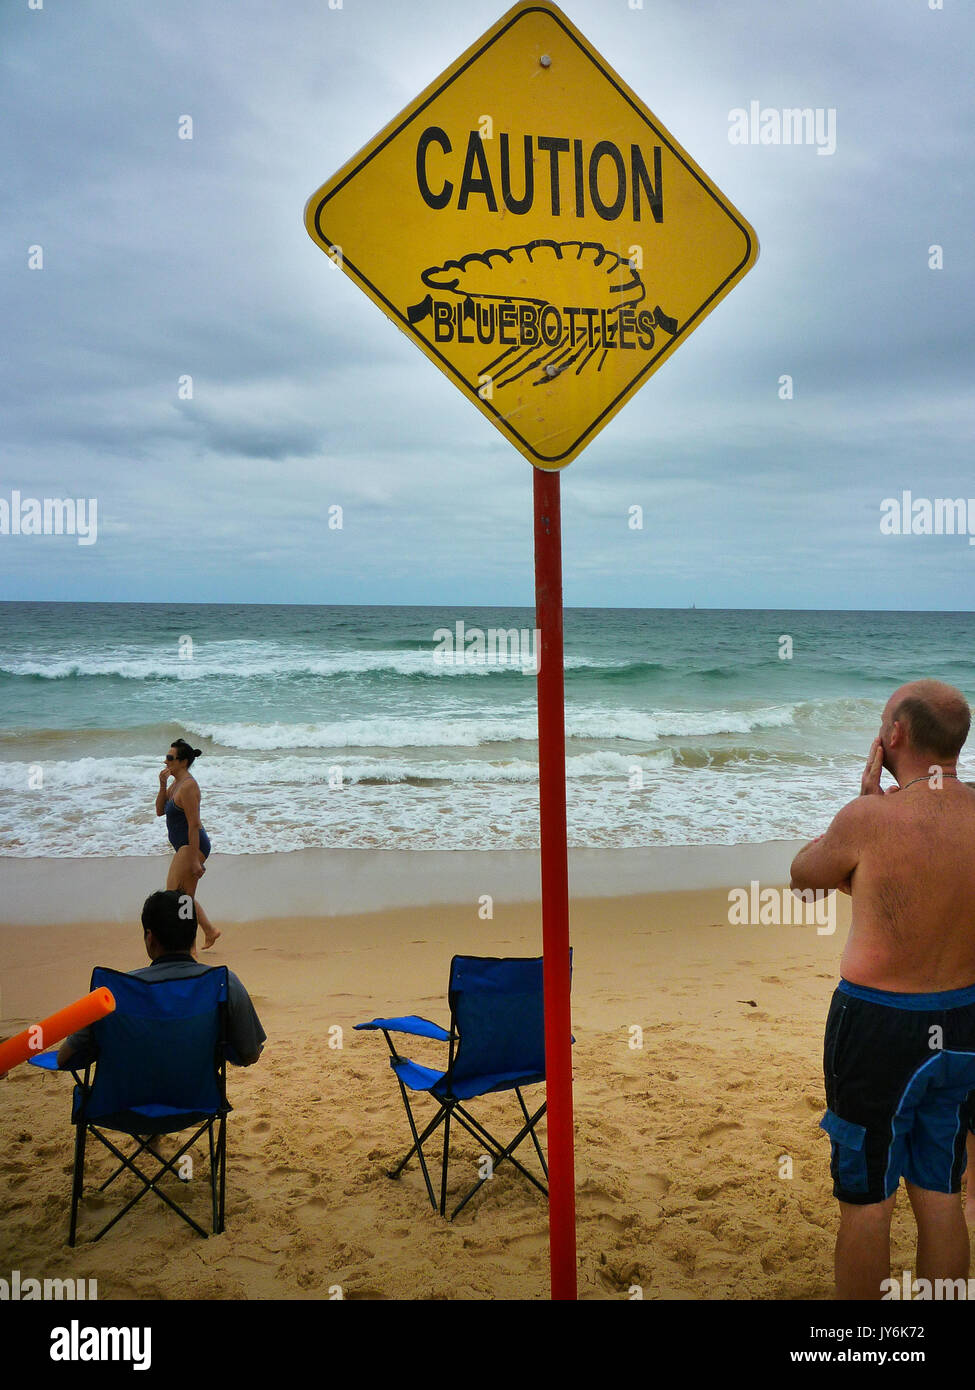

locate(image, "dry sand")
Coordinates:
4 878 946 1301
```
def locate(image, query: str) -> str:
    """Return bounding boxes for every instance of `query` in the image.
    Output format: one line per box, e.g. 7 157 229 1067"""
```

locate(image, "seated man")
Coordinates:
57 890 265 1070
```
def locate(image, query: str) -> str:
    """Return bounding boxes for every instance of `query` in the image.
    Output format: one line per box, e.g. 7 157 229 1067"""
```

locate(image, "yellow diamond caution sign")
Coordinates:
305 1 758 468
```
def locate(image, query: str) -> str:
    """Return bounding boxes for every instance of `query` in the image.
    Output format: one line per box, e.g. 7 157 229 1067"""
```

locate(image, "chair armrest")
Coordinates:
354 1015 451 1042
27 1051 61 1070
28 1051 86 1086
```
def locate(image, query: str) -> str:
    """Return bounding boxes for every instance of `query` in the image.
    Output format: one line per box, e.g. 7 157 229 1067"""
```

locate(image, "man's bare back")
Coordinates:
839 779 975 991
791 680 975 991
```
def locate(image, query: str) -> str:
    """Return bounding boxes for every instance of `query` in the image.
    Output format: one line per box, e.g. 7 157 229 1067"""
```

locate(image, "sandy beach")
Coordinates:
2 843 937 1301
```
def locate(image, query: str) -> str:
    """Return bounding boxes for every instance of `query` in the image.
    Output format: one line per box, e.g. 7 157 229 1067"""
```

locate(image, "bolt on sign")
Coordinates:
305 1 758 468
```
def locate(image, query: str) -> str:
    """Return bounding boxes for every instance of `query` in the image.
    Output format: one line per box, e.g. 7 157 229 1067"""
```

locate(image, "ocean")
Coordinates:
0 602 971 857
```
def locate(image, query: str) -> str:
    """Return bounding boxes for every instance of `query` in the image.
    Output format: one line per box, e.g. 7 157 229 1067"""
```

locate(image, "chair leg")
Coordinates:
98 1135 152 1192
86 1125 212 1242
388 1079 443 1212
217 1116 227 1234
208 1121 218 1232
439 1101 453 1217
451 1103 548 1195
388 1102 444 1177
68 1124 87 1248
516 1086 548 1178
448 1100 549 1219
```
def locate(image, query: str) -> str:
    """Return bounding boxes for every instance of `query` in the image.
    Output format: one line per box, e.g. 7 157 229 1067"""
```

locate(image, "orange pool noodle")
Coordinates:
0 987 115 1074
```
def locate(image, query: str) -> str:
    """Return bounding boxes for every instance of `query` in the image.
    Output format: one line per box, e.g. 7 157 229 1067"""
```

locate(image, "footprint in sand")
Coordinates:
699 1120 743 1143
578 1182 628 1228
694 1177 744 1201
471 1231 543 1256
591 1211 628 1232
295 1197 329 1229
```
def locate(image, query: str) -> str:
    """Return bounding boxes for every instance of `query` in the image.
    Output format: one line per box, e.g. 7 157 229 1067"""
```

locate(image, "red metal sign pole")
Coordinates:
532 463 577 1301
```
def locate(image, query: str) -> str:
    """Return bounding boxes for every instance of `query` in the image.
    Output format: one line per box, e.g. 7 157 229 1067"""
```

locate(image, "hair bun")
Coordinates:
194 748 202 758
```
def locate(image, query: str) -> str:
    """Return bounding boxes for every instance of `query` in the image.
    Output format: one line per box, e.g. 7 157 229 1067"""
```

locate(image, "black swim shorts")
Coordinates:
822 978 975 1205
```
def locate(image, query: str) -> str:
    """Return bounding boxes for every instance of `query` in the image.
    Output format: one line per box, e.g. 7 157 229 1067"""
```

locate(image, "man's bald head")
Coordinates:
884 680 971 761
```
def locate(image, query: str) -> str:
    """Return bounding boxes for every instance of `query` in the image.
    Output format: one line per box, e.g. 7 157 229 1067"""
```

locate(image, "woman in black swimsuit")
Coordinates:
155 738 220 949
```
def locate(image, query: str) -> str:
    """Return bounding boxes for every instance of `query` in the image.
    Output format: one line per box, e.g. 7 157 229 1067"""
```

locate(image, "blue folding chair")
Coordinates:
356 954 567 1220
53 965 230 1246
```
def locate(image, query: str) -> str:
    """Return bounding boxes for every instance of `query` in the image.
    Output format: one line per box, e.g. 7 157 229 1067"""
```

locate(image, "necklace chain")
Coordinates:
898 772 959 791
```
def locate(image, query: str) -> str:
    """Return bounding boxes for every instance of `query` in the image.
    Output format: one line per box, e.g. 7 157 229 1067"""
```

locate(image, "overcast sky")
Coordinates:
2 0 972 610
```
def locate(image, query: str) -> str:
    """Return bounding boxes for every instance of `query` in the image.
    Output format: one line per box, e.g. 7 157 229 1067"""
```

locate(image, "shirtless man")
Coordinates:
790 679 975 1300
